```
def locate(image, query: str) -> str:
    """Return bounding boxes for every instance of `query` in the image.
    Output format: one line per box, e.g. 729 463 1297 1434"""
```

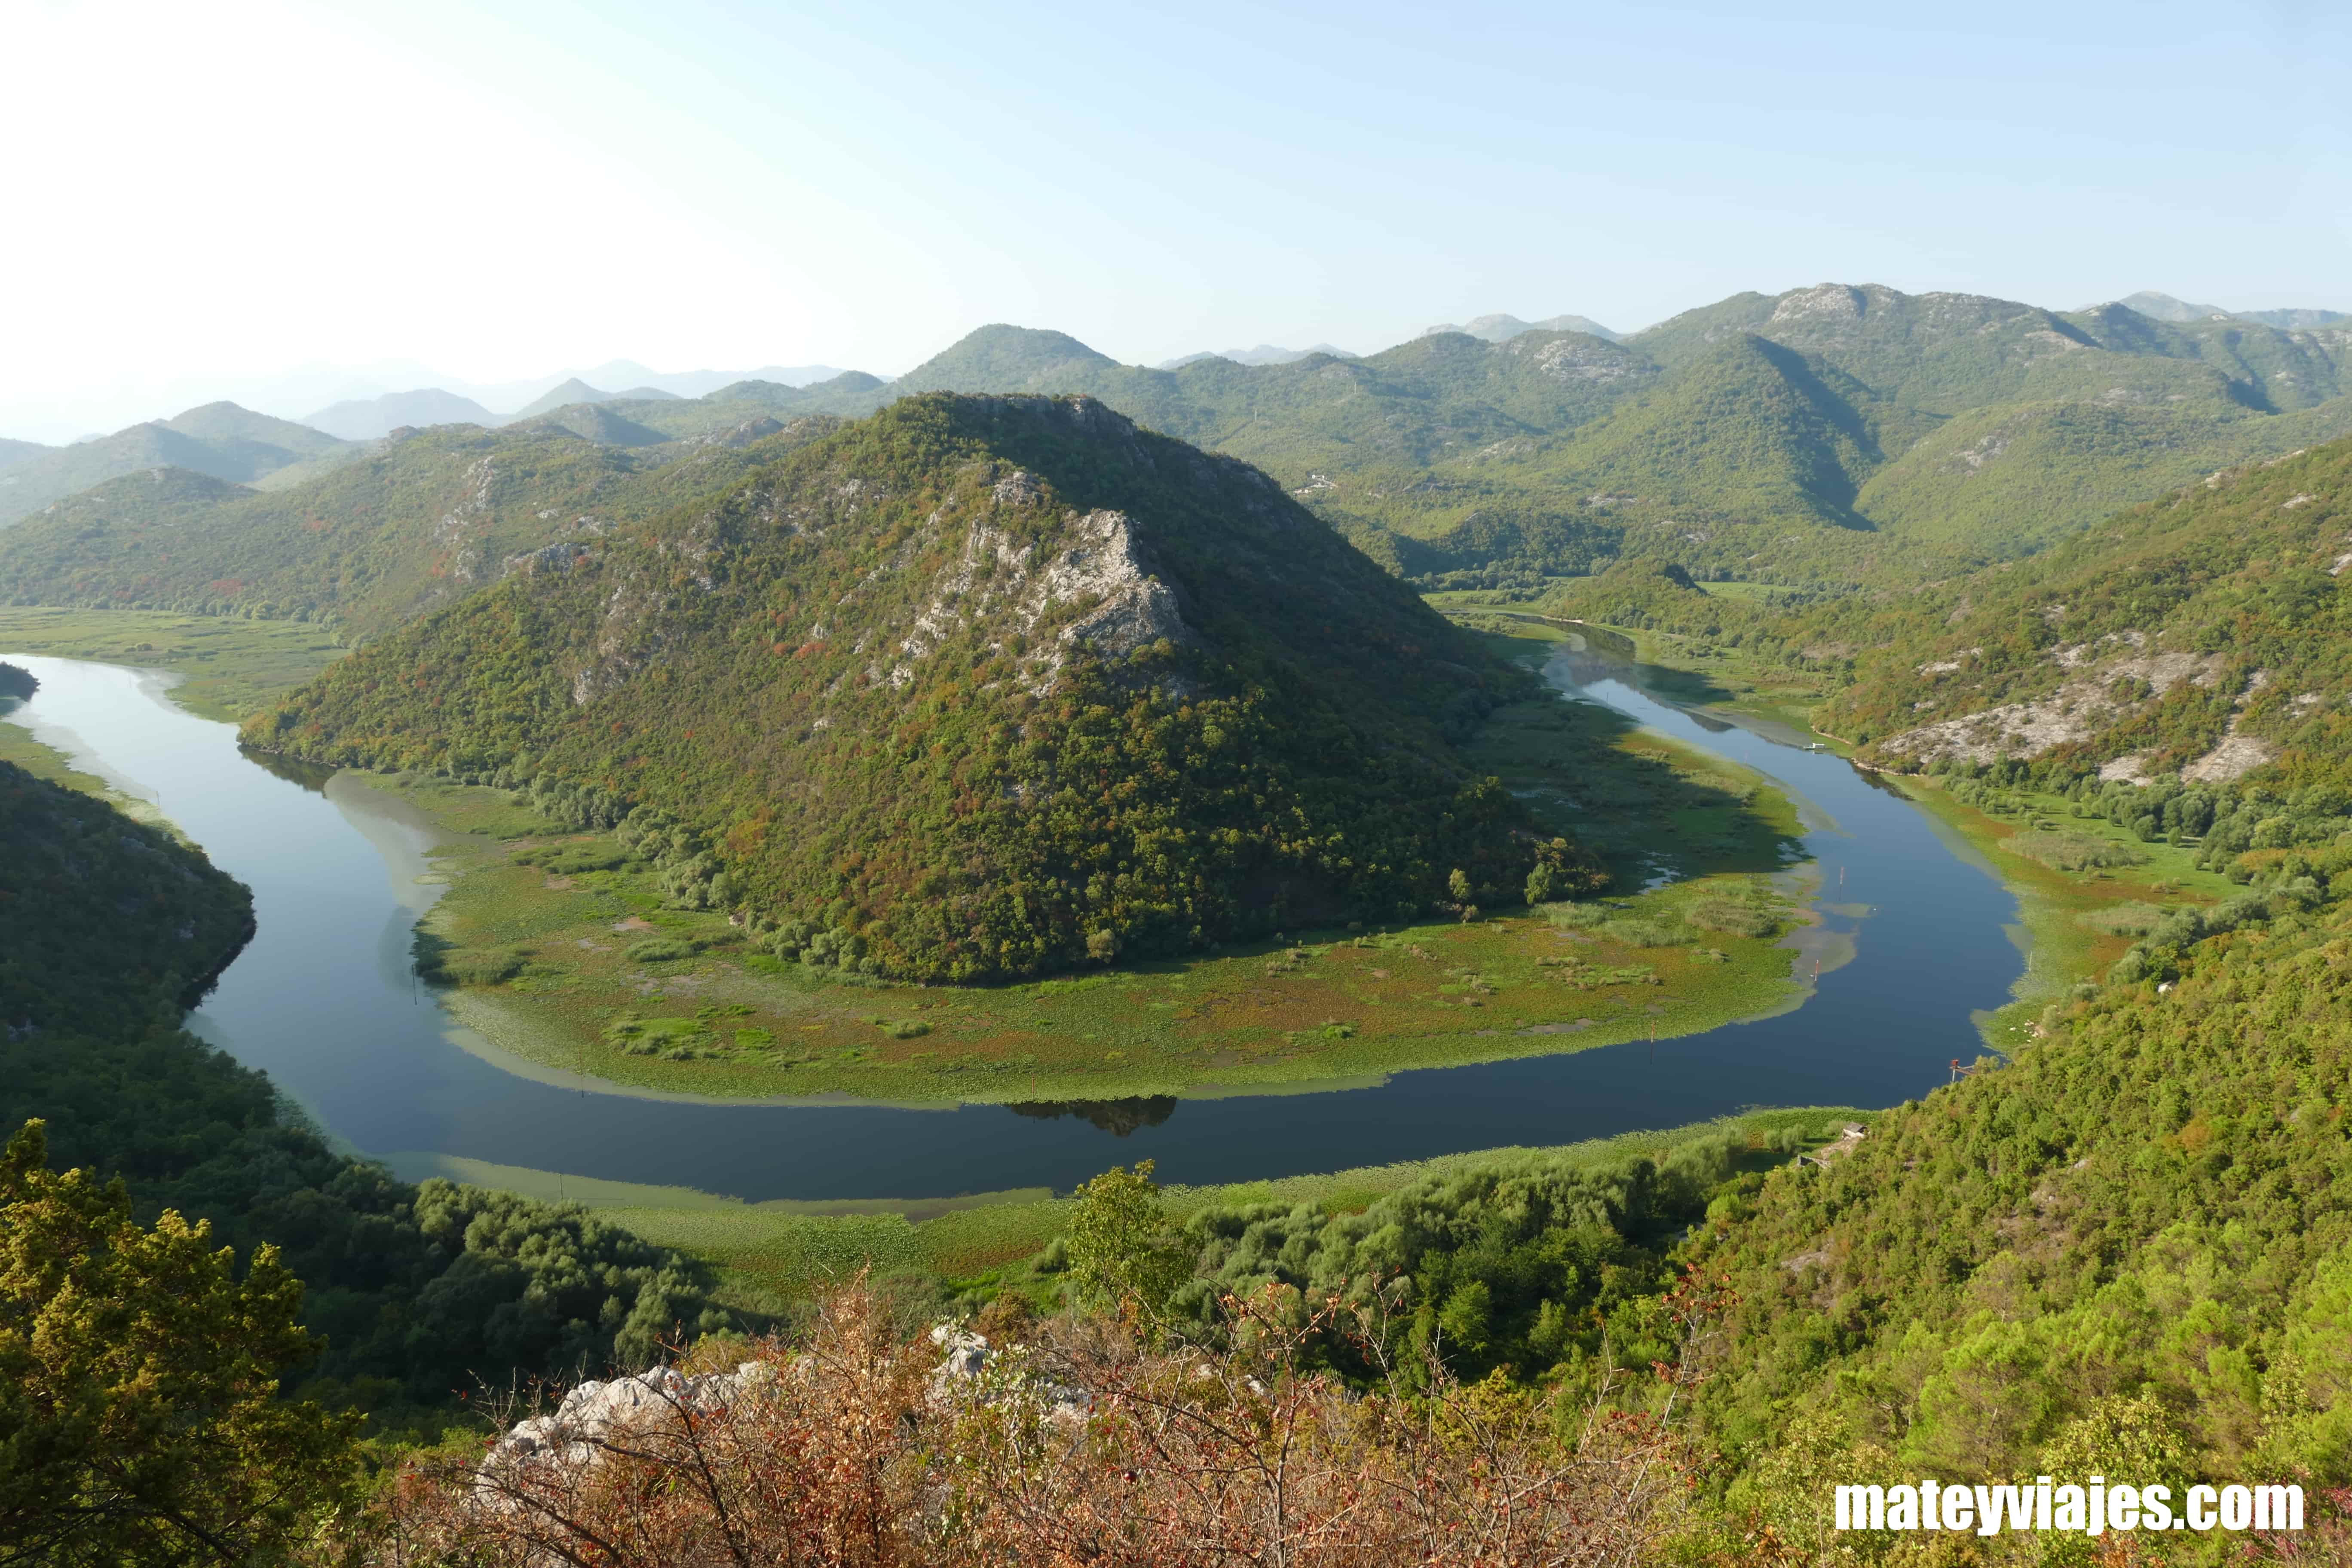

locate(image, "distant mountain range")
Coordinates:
11 280 2352 603
1422 313 1623 344
551 360 852 401
300 368 848 440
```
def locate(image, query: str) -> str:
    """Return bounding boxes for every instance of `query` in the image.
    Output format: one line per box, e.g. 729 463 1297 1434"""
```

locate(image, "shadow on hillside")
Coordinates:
1454 633 1807 890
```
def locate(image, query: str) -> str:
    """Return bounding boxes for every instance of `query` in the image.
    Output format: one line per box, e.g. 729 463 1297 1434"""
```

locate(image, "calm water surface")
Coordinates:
1 648 2022 1200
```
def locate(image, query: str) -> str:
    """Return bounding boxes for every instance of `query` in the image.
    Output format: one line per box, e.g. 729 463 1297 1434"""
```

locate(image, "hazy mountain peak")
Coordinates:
155 402 349 459
2105 290 2232 323
0 437 54 473
506 378 614 422
0 401 346 527
2231 306 2351 330
303 388 498 441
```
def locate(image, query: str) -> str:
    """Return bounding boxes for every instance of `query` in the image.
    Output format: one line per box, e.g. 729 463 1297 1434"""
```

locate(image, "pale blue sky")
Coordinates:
6 0 2349 438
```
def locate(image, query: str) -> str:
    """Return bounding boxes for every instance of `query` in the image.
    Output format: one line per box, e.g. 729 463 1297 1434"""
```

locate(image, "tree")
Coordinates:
1062 1161 1190 1318
1447 867 1479 922
0 1121 359 1567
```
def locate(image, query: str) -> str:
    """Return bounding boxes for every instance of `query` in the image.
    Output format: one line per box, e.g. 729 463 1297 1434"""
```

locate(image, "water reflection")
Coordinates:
1006 1096 1181 1136
239 748 340 793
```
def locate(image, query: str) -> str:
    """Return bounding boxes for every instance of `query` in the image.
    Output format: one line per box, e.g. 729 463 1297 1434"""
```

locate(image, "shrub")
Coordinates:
1600 917 1683 948
439 947 527 984
2081 901 2166 935
2010 832 2147 872
1684 897 1777 937
359 1278 1700 1564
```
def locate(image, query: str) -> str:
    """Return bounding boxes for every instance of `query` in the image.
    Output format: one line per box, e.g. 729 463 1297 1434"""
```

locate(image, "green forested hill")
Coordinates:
1631 282 2352 413
0 757 252 1038
248 394 1583 981
0 402 350 527
1692 879 2352 1507
1511 335 1901 528
0 416 840 640
1812 434 2352 785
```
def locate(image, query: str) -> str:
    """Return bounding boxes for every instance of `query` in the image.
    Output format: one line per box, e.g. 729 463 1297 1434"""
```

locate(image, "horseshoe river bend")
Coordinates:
0 641 2024 1202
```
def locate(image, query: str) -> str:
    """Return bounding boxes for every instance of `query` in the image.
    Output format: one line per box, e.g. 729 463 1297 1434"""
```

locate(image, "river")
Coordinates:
0 645 2023 1200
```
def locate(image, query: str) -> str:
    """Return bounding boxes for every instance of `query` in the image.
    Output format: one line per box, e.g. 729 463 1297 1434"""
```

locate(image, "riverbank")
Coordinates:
1483 603 2226 1051
0 667 181 833
394 1105 1880 1308
1436 603 2229 1056
0 605 1827 1107
1880 772 2233 1051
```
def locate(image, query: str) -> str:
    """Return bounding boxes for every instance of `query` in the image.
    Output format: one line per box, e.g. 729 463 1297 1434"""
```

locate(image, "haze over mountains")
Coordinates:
2103 291 2352 331
0 404 349 526
302 388 501 441
300 363 854 440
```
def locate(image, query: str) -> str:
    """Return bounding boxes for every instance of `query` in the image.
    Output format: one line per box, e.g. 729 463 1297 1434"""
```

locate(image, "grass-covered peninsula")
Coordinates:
365 647 1813 1103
